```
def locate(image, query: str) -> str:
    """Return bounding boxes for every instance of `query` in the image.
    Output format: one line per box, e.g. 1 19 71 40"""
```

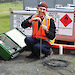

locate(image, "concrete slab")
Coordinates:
0 51 75 75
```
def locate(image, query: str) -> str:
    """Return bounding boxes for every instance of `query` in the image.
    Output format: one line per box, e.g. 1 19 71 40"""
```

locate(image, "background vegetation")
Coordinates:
0 1 23 34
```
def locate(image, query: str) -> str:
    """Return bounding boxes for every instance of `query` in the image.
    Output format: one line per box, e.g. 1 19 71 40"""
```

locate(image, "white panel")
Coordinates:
58 28 73 36
6 29 26 48
12 12 33 36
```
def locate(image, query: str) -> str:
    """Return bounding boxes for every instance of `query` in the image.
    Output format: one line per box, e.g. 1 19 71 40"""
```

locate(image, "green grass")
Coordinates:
0 2 23 34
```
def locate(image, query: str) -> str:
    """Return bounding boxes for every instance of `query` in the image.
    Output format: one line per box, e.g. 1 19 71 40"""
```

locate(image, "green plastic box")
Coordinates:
0 28 26 60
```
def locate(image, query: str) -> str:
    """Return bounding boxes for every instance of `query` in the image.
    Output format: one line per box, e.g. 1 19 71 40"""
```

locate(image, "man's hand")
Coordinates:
41 24 48 32
29 17 41 23
33 17 41 23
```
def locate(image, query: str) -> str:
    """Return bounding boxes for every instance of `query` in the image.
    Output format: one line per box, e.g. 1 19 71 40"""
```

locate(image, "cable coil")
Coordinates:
42 59 69 68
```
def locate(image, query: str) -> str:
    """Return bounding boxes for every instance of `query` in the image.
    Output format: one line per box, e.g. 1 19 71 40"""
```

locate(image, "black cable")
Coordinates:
42 59 69 68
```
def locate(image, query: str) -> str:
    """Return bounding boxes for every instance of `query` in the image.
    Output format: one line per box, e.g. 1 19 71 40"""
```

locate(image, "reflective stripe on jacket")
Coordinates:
32 13 55 45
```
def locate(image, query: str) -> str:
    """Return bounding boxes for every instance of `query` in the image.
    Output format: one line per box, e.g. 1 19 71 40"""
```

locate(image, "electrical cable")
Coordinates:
42 59 69 68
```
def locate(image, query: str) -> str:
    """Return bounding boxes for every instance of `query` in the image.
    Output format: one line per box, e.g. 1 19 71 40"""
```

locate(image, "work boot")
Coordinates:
26 53 40 59
45 48 53 57
25 53 35 59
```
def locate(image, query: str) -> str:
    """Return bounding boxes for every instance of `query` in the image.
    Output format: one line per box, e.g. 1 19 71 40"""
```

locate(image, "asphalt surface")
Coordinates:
0 49 75 75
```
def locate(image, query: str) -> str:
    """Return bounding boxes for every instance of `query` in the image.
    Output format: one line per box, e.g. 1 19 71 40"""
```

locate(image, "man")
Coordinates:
21 1 56 58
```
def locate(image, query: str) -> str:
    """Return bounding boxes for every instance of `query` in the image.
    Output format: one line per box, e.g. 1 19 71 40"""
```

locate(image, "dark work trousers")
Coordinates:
24 37 52 57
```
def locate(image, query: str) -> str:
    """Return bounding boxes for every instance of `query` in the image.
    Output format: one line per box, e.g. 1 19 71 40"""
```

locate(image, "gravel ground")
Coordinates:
0 50 75 75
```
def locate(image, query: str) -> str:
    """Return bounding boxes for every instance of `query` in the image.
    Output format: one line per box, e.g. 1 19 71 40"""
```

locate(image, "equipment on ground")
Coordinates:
0 28 26 60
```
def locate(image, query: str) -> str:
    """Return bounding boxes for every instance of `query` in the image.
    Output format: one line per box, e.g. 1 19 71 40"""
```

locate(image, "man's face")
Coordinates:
37 7 47 20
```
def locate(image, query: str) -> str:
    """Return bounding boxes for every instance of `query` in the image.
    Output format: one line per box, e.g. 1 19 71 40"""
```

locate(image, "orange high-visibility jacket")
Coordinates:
32 13 55 45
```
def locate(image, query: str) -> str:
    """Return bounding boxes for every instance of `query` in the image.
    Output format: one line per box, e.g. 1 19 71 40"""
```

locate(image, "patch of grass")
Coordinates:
0 2 23 12
0 14 10 33
0 2 23 34
70 61 75 64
